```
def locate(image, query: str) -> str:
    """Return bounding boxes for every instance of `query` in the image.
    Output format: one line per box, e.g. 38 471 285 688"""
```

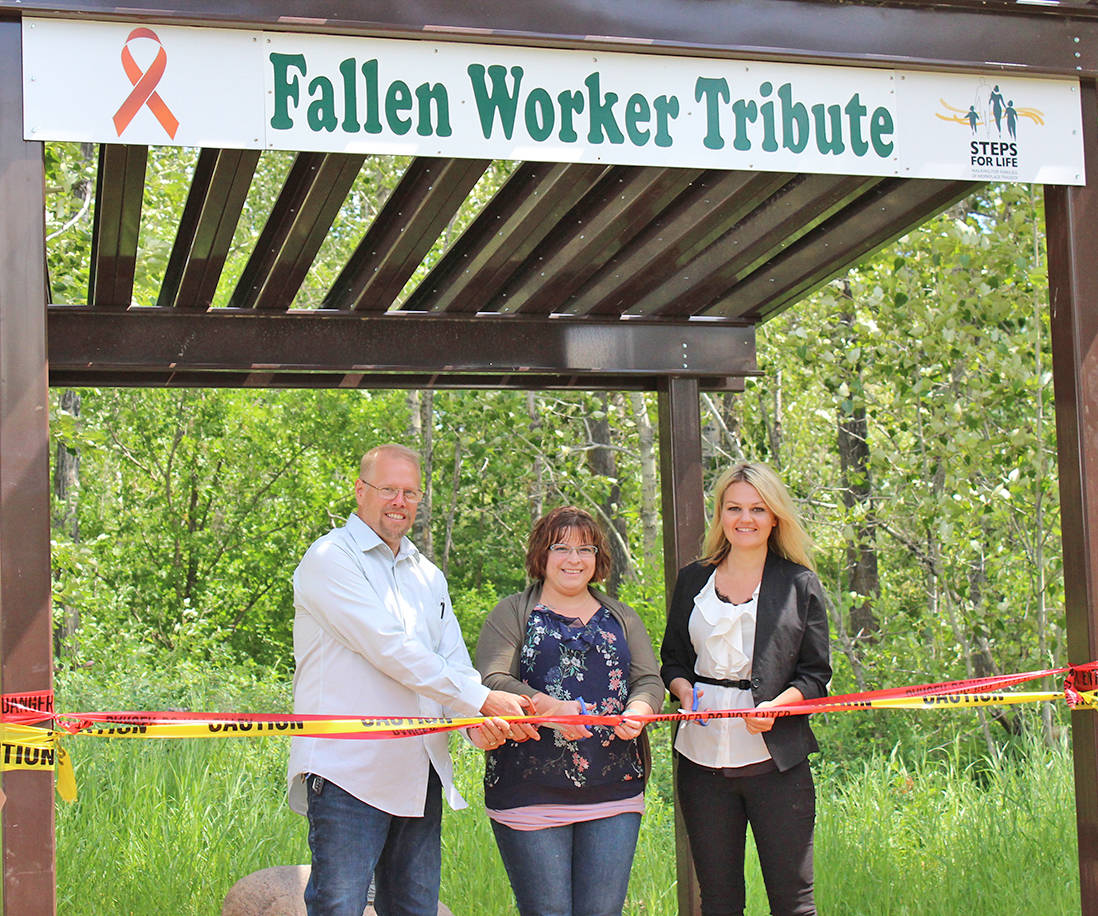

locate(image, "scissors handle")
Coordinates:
692 685 709 727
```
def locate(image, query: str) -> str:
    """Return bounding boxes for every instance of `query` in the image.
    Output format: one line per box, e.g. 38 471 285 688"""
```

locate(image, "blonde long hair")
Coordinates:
700 461 815 571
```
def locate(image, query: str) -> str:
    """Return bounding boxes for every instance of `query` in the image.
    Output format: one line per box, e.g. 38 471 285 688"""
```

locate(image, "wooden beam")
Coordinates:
1046 77 1098 916
323 157 490 312
565 170 792 318
403 161 608 314
1 1 1096 76
491 166 704 315
0 18 55 916
711 176 980 321
634 173 880 318
657 376 705 916
48 368 747 393
45 308 757 378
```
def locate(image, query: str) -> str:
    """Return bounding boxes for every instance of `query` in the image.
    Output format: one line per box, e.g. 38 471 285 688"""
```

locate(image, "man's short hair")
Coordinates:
359 444 422 480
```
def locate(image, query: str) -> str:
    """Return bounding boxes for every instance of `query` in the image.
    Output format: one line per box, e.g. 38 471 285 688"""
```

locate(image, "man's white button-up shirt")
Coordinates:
287 513 490 817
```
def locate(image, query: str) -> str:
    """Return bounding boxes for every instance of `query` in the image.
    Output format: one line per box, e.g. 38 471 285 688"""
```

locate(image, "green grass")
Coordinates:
814 742 1079 915
53 669 1080 914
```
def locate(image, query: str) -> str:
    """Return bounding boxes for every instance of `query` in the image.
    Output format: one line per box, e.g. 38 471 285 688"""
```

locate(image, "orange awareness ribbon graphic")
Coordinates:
112 27 179 139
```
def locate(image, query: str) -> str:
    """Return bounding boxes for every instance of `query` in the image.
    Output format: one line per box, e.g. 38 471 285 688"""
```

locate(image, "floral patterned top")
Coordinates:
484 603 645 809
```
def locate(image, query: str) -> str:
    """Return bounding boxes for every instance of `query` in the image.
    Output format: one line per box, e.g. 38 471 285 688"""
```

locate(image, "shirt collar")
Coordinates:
344 512 418 562
695 570 759 625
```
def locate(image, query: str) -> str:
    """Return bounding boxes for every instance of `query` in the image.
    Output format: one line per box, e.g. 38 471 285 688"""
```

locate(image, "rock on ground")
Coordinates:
221 866 454 916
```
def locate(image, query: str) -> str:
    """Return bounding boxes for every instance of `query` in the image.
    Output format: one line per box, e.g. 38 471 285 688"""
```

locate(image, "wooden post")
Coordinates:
1046 77 1098 916
0 16 56 916
658 376 704 916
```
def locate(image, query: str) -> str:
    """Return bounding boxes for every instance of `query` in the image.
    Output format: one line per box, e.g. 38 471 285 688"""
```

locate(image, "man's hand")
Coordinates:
480 689 527 717
468 716 511 750
479 691 540 742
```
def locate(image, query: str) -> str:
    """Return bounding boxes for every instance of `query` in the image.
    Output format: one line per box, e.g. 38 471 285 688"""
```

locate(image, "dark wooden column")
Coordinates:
0 17 56 916
1046 78 1098 916
657 376 705 916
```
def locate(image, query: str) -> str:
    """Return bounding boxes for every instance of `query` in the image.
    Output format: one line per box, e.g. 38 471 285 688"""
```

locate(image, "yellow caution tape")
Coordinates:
1 666 1094 805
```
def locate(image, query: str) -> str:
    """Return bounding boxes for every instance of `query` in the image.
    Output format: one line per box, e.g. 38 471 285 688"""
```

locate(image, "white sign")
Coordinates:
22 18 1086 185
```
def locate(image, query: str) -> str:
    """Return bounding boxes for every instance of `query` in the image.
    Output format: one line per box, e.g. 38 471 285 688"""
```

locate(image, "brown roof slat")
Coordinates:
88 143 146 309
322 157 490 312
710 176 981 321
402 161 609 314
157 148 260 310
228 151 364 311
490 165 705 316
633 173 882 318
564 170 793 317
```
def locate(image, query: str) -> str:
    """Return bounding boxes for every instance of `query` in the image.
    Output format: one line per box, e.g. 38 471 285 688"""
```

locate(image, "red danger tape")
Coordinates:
2 661 1093 741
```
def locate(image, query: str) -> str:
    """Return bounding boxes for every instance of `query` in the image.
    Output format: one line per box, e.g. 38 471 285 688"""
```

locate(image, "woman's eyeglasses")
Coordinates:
548 544 598 557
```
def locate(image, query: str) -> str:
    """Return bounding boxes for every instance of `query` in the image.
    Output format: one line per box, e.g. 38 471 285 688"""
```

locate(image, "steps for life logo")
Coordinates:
936 82 1044 180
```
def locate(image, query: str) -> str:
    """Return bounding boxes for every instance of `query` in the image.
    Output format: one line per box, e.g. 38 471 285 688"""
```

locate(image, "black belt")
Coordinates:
694 674 757 690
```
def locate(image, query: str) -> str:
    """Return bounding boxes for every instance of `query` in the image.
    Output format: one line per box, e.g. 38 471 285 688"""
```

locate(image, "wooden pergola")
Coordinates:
1 1 1097 913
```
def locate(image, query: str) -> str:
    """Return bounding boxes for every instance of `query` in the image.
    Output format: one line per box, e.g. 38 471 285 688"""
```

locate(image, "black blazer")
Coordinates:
660 551 832 771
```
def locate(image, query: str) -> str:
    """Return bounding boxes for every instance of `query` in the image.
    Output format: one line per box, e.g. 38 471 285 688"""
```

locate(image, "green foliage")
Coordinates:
51 387 409 666
731 184 1064 722
450 581 501 656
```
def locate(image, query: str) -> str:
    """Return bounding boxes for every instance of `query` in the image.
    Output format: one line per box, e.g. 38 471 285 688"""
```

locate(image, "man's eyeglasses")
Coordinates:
548 544 598 558
360 479 424 504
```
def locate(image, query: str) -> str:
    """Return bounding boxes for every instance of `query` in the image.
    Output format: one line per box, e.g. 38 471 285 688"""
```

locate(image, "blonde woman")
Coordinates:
661 462 831 916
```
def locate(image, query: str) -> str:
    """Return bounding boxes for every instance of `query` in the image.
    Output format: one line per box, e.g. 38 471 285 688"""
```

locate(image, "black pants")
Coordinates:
676 754 816 916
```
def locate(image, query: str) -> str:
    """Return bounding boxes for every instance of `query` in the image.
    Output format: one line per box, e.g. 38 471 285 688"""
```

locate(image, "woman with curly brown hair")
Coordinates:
476 506 664 916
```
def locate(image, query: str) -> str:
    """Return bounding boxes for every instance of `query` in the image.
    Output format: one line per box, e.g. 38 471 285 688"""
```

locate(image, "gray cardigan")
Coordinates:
475 582 665 715
475 582 664 784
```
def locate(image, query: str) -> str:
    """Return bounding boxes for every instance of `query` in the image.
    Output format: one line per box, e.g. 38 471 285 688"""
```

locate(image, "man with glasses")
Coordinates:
288 443 535 916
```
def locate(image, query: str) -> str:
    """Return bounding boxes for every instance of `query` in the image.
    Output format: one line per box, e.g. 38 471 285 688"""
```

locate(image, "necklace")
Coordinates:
714 565 762 606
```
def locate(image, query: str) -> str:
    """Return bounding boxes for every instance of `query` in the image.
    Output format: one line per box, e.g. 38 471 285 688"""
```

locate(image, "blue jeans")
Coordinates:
304 770 442 916
490 812 642 916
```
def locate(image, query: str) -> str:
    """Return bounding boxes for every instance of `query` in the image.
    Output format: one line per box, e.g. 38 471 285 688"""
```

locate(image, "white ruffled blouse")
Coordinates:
674 570 772 768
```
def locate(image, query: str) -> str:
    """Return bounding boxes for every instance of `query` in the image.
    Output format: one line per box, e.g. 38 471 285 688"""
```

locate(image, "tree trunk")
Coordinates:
757 369 783 470
527 391 545 526
629 392 659 562
836 289 880 640
586 393 630 597
408 390 434 559
53 389 81 658
701 392 746 466
442 435 463 577
1028 185 1057 747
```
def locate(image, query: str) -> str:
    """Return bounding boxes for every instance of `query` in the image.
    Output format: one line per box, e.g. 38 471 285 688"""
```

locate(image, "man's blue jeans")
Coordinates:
490 811 642 916
304 770 442 916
